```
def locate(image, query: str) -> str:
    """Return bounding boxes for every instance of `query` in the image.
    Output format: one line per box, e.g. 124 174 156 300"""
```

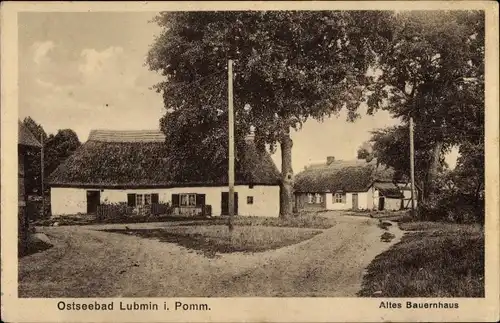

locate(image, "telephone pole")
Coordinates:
409 116 416 217
227 59 235 231
41 134 45 218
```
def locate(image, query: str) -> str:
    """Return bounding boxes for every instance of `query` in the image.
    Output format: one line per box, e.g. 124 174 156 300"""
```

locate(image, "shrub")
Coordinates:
97 202 131 220
418 193 484 224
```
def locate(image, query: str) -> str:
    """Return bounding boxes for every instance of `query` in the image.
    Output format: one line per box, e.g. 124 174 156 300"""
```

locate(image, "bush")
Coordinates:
418 193 484 224
97 202 174 221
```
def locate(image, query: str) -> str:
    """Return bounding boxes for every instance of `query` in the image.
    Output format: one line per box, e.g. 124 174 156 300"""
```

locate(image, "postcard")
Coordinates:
1 1 498 322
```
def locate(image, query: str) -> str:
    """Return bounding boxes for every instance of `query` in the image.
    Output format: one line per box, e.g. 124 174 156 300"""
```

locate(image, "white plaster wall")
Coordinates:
356 192 368 210
373 189 380 210
366 186 375 210
385 198 402 211
52 185 280 217
325 192 369 210
237 185 280 217
51 187 87 216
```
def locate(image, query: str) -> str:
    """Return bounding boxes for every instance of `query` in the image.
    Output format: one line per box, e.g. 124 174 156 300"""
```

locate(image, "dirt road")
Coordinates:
18 215 402 297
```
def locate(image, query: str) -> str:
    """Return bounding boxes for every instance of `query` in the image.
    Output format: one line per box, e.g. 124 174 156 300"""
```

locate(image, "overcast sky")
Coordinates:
18 12 457 172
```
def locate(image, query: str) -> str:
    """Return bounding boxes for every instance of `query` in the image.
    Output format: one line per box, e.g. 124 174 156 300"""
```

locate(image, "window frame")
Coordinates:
144 194 152 205
334 192 346 204
247 196 254 205
180 193 196 207
136 194 144 206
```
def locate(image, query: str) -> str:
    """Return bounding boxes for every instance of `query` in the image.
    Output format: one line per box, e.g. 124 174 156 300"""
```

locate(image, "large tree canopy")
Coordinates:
363 10 484 201
147 11 392 217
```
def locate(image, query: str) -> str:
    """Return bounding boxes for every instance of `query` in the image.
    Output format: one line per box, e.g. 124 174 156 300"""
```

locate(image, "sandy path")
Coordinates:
18 216 402 297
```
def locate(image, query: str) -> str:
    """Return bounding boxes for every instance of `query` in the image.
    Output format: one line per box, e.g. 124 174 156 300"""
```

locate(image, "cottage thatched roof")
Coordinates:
47 129 280 188
18 121 42 148
294 159 395 193
373 182 404 198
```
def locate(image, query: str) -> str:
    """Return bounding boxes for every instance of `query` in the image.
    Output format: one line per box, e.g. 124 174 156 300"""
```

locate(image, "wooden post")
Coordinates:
41 134 45 218
228 59 235 231
409 117 416 216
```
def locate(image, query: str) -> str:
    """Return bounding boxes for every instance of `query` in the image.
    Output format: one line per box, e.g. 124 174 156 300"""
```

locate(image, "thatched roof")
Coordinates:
294 159 395 193
47 130 280 188
18 121 42 148
373 182 404 198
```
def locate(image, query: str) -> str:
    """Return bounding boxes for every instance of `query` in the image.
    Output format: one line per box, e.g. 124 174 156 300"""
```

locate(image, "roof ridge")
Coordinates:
87 129 166 143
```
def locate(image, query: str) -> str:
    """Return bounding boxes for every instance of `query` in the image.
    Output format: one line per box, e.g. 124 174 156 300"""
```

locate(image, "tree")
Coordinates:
366 125 448 202
356 141 374 161
44 129 81 176
147 11 392 217
21 117 81 195
364 10 484 201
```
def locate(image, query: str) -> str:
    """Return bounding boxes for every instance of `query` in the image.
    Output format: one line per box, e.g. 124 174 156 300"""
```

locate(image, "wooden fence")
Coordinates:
96 203 173 221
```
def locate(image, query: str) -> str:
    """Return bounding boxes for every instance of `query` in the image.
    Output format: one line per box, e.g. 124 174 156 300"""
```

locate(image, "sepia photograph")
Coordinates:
2 1 499 322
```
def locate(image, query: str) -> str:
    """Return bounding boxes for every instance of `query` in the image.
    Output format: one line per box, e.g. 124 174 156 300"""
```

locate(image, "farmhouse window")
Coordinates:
136 194 144 206
144 194 152 205
307 193 314 203
127 193 136 207
315 193 323 204
247 196 254 204
179 193 196 207
334 193 346 204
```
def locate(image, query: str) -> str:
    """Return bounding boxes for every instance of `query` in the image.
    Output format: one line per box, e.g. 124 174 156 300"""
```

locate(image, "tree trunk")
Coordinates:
280 129 294 218
423 140 443 201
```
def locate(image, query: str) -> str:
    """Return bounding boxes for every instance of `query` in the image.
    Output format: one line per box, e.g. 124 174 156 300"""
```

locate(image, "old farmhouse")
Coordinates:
294 157 414 212
47 130 281 217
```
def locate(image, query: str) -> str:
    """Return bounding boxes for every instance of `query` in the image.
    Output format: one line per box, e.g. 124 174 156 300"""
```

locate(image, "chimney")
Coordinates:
326 156 335 165
245 125 255 143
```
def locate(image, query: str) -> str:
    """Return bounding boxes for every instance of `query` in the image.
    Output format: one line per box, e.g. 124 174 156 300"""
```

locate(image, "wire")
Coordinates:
157 69 226 98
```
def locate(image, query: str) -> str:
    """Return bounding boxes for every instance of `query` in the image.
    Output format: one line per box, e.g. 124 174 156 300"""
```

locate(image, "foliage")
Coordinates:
363 11 484 201
22 117 81 195
184 214 336 230
147 11 393 216
356 141 373 161
97 202 174 220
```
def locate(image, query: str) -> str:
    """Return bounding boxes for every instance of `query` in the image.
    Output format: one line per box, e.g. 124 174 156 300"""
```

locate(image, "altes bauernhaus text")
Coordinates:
379 301 459 309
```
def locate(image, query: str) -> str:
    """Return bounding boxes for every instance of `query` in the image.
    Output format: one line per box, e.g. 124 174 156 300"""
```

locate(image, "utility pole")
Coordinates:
41 134 45 218
227 59 235 231
409 116 416 217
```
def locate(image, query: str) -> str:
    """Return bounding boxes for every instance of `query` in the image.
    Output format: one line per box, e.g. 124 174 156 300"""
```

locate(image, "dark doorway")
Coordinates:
221 192 238 215
86 190 101 214
352 193 359 210
378 197 385 211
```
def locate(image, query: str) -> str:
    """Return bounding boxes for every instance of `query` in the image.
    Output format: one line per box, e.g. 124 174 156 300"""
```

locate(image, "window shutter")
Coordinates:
172 194 180 207
196 194 206 207
151 193 159 204
127 194 136 207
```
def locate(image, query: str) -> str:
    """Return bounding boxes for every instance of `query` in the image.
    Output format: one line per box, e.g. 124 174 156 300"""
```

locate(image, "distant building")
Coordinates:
47 129 281 217
294 156 415 212
18 121 42 251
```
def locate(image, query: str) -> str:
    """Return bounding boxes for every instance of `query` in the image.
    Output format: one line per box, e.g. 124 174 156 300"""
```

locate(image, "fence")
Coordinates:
96 203 173 221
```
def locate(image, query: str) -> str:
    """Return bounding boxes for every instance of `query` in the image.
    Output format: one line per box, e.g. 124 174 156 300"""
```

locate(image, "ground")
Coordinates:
358 220 484 297
18 212 402 297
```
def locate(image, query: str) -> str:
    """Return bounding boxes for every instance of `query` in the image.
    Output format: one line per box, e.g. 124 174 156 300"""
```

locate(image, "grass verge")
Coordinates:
102 225 322 258
182 214 337 229
358 222 484 297
35 214 336 229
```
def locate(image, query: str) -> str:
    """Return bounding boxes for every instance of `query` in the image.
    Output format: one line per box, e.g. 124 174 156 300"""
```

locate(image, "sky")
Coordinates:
18 12 458 172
